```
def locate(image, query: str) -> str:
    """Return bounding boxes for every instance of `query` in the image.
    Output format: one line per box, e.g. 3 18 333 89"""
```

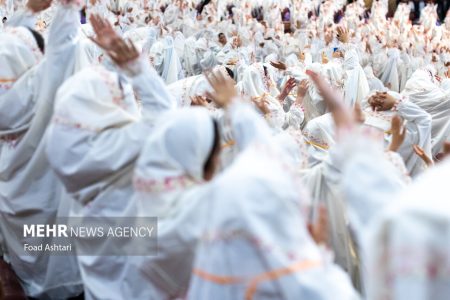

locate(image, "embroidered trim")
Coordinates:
192 259 321 300
0 78 16 83
245 260 321 300
93 66 124 108
133 174 198 193
286 129 310 169
364 110 392 121
52 115 101 132
0 79 16 91
256 64 272 91
302 133 330 150
5 27 43 62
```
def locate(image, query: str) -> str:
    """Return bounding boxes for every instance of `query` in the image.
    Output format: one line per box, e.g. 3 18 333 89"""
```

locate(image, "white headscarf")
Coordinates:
133 107 214 216
379 48 401 92
150 36 184 84
343 48 370 107
142 27 159 55
127 108 216 300
365 159 450 300
53 66 138 132
0 26 42 93
187 138 358 300
49 66 140 194
238 63 286 129
364 65 386 92
403 69 450 156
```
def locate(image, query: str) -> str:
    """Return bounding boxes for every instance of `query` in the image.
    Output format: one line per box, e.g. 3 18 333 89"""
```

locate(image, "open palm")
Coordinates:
89 14 120 52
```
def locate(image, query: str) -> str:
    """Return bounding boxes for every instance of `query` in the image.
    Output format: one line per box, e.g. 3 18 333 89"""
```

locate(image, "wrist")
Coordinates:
391 97 404 112
120 55 145 77
25 3 40 14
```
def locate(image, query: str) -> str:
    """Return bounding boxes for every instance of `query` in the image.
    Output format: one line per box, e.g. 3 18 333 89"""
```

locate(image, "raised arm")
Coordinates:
307 70 405 235
89 14 176 119
205 70 272 151
46 0 81 53
6 0 52 28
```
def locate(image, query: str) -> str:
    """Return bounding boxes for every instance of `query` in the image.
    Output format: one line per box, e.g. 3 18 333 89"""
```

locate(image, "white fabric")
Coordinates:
0 26 42 94
342 49 370 107
403 69 450 156
46 60 175 300
187 108 358 300
0 5 83 298
339 130 450 300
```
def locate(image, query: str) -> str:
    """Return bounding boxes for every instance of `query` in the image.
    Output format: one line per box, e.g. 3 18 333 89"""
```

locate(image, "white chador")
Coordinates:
237 63 304 131
127 100 357 299
0 4 83 298
149 35 184 84
127 108 218 299
338 129 450 300
187 103 359 300
403 69 450 156
46 59 175 300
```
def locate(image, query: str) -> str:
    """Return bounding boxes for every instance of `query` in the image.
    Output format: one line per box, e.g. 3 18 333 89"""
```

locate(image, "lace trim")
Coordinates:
93 66 124 108
5 27 42 62
133 174 198 193
52 115 101 132
302 133 330 150
0 78 16 91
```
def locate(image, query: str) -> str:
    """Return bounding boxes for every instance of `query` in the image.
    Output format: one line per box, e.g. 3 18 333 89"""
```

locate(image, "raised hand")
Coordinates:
27 0 52 13
278 77 296 102
270 61 287 71
90 14 139 67
336 26 349 43
413 144 433 167
89 14 121 52
190 96 208 107
107 39 140 67
368 92 397 111
306 70 353 131
204 70 237 108
295 79 308 105
388 115 406 152
251 97 271 116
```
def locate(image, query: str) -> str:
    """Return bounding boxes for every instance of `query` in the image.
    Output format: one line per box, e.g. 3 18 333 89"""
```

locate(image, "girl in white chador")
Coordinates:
0 1 83 298
128 70 358 300
0 0 449 298
403 69 450 157
45 15 175 300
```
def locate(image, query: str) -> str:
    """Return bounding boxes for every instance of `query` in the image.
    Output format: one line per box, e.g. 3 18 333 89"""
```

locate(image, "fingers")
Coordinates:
283 78 296 92
413 144 424 156
444 142 450 155
299 79 309 89
413 144 433 166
